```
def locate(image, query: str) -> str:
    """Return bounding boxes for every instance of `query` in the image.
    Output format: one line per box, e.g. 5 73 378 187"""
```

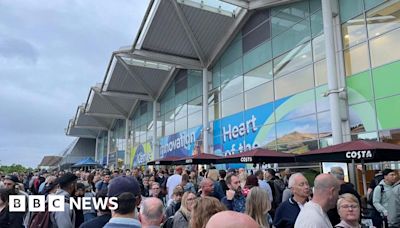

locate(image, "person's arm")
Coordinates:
221 197 233 210
372 185 387 216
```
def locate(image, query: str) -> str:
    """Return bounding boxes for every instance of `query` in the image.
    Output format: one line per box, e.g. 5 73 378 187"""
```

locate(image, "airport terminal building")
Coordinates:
66 0 400 169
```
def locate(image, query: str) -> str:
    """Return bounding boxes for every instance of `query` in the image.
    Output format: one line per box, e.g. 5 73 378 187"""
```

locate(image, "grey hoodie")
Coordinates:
372 180 393 217
387 182 400 227
51 189 76 228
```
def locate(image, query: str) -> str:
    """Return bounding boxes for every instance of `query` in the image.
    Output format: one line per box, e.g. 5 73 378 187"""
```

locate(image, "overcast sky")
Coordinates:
0 0 148 167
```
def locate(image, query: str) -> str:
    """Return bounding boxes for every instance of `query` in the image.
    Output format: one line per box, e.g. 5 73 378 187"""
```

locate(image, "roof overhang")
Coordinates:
133 0 247 69
66 119 103 138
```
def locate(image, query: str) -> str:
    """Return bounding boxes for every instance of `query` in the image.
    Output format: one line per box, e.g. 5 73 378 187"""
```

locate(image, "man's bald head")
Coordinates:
205 211 259 228
314 173 339 192
313 173 340 211
139 197 164 226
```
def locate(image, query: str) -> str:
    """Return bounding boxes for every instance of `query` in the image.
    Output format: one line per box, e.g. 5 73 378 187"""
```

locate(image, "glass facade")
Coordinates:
96 0 400 167
96 132 108 165
340 0 400 141
109 119 126 169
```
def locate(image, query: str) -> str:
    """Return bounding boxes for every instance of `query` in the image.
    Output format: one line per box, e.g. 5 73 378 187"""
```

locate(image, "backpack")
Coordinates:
272 178 286 205
29 204 52 228
162 216 174 228
368 184 384 206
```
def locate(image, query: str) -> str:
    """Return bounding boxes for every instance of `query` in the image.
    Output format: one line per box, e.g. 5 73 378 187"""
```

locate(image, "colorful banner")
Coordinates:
131 143 153 167
159 126 203 158
213 97 289 157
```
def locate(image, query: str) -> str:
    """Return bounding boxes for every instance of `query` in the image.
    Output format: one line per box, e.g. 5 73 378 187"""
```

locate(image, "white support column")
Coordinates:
322 0 343 145
153 101 159 160
95 137 98 162
125 119 130 169
107 130 111 167
202 69 210 153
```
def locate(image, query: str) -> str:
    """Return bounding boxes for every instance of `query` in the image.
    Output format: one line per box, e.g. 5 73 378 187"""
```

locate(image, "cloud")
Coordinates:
0 0 148 167
0 36 39 64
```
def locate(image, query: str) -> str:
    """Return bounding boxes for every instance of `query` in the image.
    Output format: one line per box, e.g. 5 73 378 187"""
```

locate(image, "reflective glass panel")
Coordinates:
366 0 400 38
342 15 367 49
369 28 400 67
344 43 370 76
244 61 273 91
274 65 314 99
273 41 312 77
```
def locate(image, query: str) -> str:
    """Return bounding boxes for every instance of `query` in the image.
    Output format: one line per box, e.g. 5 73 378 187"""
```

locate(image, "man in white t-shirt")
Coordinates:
166 166 183 201
294 173 340 228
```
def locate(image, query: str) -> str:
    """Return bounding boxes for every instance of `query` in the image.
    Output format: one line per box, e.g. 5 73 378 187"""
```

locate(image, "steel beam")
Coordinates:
170 0 206 66
101 91 153 101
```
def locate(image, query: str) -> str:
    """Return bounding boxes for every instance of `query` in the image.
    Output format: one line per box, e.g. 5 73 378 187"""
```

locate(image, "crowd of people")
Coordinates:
0 165 399 228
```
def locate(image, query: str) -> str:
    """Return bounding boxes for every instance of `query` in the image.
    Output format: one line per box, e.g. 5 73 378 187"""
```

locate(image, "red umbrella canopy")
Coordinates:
221 148 295 163
174 153 222 165
296 140 400 162
147 156 180 165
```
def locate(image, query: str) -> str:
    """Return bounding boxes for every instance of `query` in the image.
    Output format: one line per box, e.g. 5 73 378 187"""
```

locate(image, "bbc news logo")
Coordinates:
9 195 118 212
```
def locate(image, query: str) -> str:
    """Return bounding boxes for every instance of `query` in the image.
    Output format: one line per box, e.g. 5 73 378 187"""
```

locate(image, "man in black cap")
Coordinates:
51 172 78 228
4 175 27 228
103 176 142 228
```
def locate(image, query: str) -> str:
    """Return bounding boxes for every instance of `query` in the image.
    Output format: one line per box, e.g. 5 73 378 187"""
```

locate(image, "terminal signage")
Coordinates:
213 97 289 157
345 150 374 160
159 126 202 158
240 157 252 163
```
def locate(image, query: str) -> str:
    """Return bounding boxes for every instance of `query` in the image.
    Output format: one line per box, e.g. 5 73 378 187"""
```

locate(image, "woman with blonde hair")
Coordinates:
173 191 197 228
335 193 363 228
245 187 272 228
190 196 226 228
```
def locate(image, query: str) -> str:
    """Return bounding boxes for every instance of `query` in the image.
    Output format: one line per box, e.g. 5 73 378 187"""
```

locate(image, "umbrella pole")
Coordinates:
350 159 358 192
361 159 367 197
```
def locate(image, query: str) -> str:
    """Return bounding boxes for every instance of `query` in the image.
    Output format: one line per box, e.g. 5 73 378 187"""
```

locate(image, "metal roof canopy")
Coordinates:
85 85 137 119
133 0 298 69
134 0 248 68
66 119 103 138
74 105 112 130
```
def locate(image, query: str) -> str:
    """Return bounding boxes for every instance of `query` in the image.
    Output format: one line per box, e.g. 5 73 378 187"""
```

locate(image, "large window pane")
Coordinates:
315 85 330 112
188 96 202 115
276 115 318 139
366 0 400 38
346 71 373 104
273 41 312 77
376 95 400 130
174 104 187 119
165 122 174 136
274 65 314 99
188 111 202 128
244 61 273 91
212 62 221 89
344 43 370 76
222 94 244 117
243 20 271 53
175 117 187 133
272 18 311 57
221 58 243 84
221 76 243 100
317 111 332 138
220 40 242 67
242 10 270 36
310 0 322 14
243 40 272 73
342 15 367 49
312 34 325 61
272 1 309 36
244 81 274 109
339 0 364 22
311 10 323 37
349 102 377 133
372 60 400 99
276 89 316 121
314 59 327 86
370 28 400 67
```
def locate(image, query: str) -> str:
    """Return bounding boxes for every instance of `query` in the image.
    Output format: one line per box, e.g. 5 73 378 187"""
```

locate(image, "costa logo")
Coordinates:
240 157 252 163
185 159 193 164
345 150 373 159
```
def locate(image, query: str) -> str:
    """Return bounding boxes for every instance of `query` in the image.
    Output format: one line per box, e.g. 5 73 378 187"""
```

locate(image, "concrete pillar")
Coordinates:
202 69 210 153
